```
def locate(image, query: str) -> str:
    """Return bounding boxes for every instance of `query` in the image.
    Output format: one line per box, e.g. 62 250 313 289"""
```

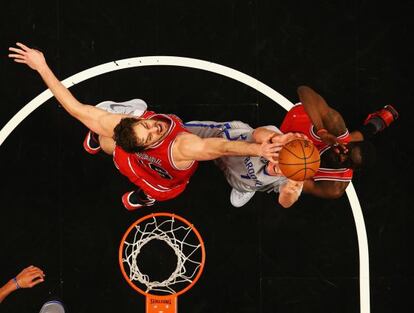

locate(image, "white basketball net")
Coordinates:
121 215 203 295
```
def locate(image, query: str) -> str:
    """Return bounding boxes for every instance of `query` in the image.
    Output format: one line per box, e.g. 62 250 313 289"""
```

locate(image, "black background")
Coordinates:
0 1 412 312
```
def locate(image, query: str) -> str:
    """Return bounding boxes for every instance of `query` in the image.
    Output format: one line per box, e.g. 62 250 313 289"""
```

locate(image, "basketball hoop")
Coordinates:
119 212 206 313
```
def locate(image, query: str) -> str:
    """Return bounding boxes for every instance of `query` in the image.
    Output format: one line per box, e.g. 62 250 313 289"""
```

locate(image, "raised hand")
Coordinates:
318 131 348 154
15 265 45 288
8 42 47 71
259 141 283 163
270 132 307 145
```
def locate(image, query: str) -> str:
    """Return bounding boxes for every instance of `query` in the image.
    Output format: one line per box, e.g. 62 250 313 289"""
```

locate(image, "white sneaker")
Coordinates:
96 99 147 116
39 300 65 313
230 189 255 207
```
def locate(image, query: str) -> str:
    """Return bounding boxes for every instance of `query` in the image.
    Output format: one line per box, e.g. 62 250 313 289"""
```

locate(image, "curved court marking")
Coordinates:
0 56 369 312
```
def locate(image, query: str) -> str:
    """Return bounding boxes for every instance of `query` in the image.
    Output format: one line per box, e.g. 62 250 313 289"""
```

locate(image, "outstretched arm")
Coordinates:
8 42 126 137
252 127 307 144
0 266 45 303
174 133 281 163
297 85 347 136
297 85 349 152
302 179 349 199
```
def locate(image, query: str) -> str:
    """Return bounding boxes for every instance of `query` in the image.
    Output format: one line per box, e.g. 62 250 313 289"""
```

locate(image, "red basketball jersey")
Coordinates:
113 111 198 200
280 104 353 182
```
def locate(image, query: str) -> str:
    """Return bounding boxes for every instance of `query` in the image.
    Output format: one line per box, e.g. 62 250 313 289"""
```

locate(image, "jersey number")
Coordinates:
148 163 173 180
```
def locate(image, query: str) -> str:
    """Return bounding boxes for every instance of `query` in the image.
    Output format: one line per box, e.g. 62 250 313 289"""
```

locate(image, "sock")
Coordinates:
358 123 379 140
129 189 155 206
89 132 100 148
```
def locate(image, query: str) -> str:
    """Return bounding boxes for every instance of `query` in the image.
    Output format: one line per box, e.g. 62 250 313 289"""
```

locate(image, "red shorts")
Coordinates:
280 104 312 134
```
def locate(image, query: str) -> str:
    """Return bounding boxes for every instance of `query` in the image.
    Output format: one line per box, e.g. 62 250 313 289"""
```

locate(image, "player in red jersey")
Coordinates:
111 110 200 209
277 85 398 198
185 87 397 202
9 42 302 210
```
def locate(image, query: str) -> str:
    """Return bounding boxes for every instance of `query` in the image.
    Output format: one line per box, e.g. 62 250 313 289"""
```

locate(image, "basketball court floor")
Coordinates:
0 1 412 312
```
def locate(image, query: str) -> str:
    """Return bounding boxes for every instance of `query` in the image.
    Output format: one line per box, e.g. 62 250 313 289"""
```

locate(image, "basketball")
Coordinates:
278 139 320 181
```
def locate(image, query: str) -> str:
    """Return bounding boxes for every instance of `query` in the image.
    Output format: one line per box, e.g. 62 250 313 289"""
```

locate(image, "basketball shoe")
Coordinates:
122 190 155 211
39 300 65 313
83 130 101 154
96 98 147 115
230 188 255 207
364 105 399 134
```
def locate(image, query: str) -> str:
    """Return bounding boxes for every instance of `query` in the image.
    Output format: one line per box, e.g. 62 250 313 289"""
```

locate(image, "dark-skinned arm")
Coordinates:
297 85 347 137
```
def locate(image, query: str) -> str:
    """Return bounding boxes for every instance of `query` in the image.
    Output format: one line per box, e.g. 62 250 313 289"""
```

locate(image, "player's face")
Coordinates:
133 118 170 148
266 162 283 176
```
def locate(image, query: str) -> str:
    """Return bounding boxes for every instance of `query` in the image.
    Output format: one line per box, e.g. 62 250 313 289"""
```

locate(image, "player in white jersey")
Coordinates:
184 121 304 208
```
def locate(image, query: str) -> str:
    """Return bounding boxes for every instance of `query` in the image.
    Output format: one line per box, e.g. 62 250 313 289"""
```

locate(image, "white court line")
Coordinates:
0 56 370 312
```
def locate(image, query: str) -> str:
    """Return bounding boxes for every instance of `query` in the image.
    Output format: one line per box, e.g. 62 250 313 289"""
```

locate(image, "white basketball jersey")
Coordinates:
185 121 288 193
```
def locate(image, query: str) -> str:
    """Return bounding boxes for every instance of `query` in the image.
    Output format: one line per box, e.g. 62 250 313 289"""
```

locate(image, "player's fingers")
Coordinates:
9 47 25 54
34 276 45 284
8 53 25 59
333 143 347 154
27 267 43 274
269 157 279 164
267 143 281 149
271 145 282 152
28 277 44 288
27 265 41 270
27 265 44 273
31 269 45 277
269 142 283 148
14 59 27 64
334 146 345 155
16 42 30 51
266 149 280 157
31 272 45 280
268 152 280 160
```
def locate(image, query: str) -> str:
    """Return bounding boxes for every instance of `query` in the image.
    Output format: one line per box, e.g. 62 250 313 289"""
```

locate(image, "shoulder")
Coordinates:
174 132 203 149
175 132 200 141
98 112 131 134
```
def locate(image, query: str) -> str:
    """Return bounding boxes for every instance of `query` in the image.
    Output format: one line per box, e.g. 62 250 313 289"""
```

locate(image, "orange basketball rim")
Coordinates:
119 212 206 313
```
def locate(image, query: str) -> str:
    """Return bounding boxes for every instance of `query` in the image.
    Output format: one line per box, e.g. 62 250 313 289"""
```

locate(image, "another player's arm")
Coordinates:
297 85 349 152
0 279 15 303
297 85 347 136
252 127 307 144
8 42 126 137
174 133 280 163
0 266 45 303
36 63 124 136
278 179 303 208
252 127 280 143
302 179 349 199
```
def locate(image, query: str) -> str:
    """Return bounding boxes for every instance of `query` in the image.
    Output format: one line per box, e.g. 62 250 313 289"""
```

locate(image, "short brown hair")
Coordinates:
113 117 145 153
